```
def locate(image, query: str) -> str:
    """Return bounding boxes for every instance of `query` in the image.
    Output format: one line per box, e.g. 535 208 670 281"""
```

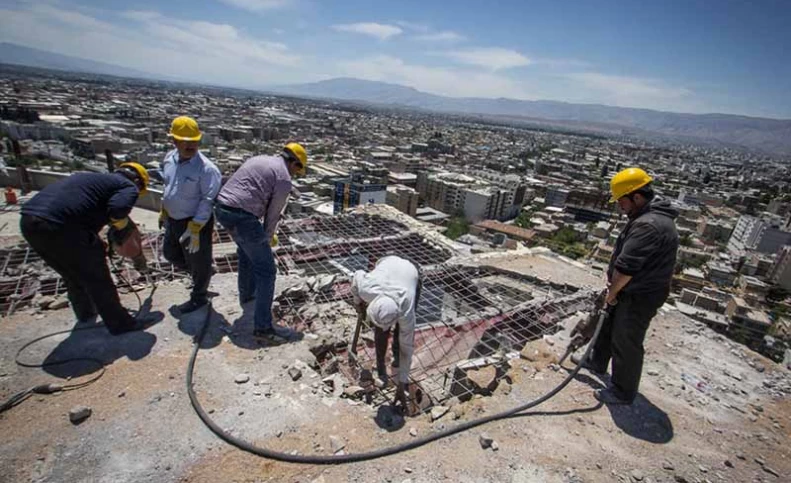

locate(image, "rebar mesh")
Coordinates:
1 209 599 409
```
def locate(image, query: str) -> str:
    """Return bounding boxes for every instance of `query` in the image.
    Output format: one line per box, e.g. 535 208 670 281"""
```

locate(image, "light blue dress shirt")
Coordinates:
160 150 221 224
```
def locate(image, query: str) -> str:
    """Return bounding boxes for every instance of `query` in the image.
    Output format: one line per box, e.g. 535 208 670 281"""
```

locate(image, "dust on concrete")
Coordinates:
1 261 790 483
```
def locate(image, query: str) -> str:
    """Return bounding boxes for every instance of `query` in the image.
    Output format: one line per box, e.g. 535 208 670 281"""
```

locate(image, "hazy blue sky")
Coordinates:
1 0 789 118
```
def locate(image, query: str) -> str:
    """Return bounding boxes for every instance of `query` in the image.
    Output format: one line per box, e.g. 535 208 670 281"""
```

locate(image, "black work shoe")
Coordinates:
177 299 208 315
594 388 634 405
253 328 289 345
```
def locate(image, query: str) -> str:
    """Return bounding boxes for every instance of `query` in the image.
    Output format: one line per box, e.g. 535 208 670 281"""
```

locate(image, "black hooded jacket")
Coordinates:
607 197 679 295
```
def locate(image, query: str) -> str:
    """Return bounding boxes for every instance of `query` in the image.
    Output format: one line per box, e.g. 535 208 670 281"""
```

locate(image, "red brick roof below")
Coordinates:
474 220 535 241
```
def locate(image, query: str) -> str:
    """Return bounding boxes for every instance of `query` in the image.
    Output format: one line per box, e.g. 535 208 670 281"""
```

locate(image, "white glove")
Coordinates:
178 221 204 254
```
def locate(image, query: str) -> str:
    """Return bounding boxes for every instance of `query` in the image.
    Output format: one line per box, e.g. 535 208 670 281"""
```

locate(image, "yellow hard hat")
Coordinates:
610 167 653 202
283 142 307 176
168 116 202 142
118 162 150 195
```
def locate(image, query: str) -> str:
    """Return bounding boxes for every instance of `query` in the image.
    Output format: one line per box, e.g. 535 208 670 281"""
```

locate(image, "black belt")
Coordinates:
217 203 251 215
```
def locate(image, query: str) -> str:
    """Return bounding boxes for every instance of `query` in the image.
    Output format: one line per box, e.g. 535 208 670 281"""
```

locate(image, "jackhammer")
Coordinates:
558 289 611 367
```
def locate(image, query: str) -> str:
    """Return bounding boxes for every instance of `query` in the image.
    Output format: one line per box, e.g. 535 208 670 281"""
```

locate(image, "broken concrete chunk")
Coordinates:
49 297 69 310
478 433 494 449
69 406 92 424
342 385 365 399
466 365 497 394
329 435 345 454
430 405 449 422
37 296 55 309
288 367 303 381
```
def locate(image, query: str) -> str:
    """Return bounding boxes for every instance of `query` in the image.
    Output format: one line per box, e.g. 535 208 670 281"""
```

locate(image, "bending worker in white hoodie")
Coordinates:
350 255 421 410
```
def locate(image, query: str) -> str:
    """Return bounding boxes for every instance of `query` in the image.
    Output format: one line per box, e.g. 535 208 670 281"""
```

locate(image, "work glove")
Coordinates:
158 208 168 230
108 217 136 246
179 220 204 254
270 234 278 247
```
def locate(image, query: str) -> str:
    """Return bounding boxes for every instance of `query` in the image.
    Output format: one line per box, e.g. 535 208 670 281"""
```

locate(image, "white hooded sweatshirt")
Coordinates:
350 256 419 383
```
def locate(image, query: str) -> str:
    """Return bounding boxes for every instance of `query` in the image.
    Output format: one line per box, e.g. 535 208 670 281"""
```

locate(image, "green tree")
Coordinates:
514 211 532 229
443 217 469 240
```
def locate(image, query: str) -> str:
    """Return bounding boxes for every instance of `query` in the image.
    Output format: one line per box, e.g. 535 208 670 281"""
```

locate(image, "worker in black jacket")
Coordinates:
583 167 679 405
19 164 153 335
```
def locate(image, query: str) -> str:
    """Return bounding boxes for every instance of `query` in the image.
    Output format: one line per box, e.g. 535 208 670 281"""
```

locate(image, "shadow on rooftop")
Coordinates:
604 393 674 444
565 367 674 443
42 320 158 379
173 301 303 351
374 405 406 432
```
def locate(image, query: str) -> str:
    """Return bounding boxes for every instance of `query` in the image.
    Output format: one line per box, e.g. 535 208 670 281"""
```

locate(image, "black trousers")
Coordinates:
162 216 214 304
591 289 668 400
20 215 137 333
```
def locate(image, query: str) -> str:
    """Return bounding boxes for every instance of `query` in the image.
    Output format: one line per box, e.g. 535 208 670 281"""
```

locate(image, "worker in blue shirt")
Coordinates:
157 116 221 314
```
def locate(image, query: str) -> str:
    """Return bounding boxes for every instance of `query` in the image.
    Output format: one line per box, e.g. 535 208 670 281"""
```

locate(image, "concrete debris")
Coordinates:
320 356 341 377
329 435 345 454
308 336 341 360
321 374 347 398
282 283 308 299
234 374 250 384
630 469 644 481
69 406 92 424
37 295 55 309
466 366 497 394
288 367 303 381
308 274 336 293
39 296 68 310
409 427 417 437
478 433 494 449
342 385 365 399
490 441 499 451
430 405 449 422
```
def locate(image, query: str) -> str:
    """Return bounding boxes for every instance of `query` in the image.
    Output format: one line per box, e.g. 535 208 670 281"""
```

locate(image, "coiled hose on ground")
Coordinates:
186 303 608 464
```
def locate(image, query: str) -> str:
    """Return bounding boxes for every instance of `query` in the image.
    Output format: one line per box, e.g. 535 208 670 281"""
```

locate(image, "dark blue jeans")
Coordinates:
214 205 276 331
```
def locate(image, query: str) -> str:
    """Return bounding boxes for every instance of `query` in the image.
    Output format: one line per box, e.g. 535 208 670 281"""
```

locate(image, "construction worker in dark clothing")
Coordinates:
583 167 679 405
19 163 153 335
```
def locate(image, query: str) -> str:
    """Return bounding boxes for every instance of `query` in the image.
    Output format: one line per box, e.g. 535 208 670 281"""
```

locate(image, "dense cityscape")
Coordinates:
1 68 790 364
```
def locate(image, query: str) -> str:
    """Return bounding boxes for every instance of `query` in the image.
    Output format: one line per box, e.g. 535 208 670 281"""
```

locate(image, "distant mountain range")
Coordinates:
0 43 159 81
273 78 791 156
1 42 789 155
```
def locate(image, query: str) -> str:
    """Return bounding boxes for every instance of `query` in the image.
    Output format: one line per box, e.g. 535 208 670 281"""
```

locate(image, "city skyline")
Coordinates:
0 0 789 119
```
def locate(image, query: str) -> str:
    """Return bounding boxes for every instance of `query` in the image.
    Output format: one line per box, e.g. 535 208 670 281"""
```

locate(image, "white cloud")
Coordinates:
395 21 430 33
218 0 293 12
442 47 531 70
337 55 532 99
0 4 300 87
414 31 465 42
332 22 403 40
565 72 693 110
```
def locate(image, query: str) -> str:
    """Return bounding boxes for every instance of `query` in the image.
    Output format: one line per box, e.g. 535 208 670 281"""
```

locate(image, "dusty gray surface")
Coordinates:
1 271 790 483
